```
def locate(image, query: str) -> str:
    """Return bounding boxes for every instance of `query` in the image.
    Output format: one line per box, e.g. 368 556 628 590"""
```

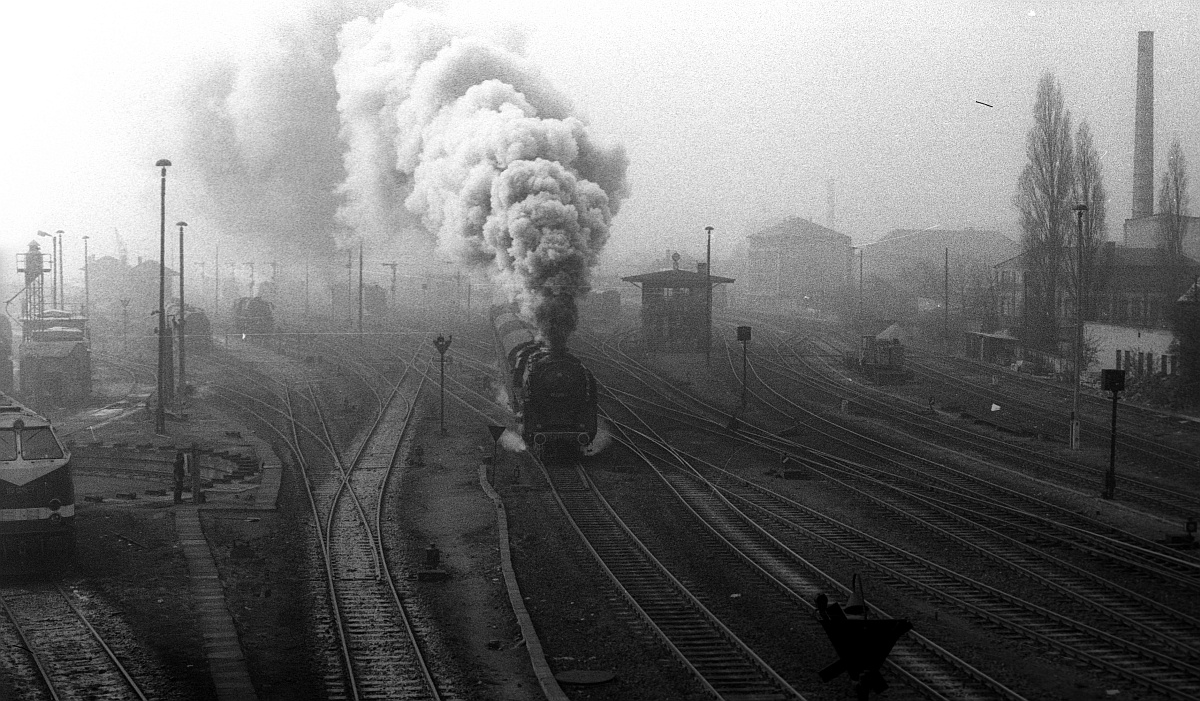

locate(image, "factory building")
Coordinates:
622 259 734 353
745 217 851 310
860 228 1019 282
995 244 1200 331
992 31 1200 380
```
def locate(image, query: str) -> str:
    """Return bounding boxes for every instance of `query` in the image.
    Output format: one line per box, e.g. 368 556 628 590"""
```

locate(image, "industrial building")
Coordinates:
744 217 851 310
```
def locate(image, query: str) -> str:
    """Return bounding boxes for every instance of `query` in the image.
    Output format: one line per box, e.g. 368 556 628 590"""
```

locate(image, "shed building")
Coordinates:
20 329 90 406
622 263 735 353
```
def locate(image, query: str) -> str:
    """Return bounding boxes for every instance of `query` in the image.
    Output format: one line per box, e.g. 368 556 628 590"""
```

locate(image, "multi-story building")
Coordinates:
745 217 851 309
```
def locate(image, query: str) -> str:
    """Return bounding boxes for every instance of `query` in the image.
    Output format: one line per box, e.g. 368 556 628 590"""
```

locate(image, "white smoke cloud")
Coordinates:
334 5 629 347
175 0 390 258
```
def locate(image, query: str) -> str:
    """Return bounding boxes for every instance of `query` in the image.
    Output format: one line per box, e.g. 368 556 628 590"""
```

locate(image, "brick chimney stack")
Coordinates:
1132 31 1154 218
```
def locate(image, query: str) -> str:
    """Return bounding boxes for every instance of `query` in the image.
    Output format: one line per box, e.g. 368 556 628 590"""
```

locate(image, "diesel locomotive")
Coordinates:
0 396 74 566
493 306 598 456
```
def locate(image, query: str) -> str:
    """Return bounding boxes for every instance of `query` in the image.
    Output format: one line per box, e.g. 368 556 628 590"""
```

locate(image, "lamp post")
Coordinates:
155 158 172 434
705 225 714 365
433 335 452 434
1071 203 1088 450
176 221 188 398
35 230 54 310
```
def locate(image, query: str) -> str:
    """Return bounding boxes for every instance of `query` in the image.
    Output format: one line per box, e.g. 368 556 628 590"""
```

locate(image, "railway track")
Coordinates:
578 328 1200 696
0 583 150 701
599 412 1023 701
206 334 445 700
743 321 1200 522
536 456 803 701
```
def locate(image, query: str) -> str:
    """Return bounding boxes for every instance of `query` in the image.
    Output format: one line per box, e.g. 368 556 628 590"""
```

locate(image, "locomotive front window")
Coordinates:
20 427 63 459
0 429 15 460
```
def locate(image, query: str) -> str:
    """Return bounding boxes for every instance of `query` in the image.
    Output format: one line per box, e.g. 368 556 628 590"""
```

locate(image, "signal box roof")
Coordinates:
621 269 735 286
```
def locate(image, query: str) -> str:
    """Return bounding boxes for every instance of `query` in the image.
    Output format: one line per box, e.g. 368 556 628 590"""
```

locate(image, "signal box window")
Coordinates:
0 430 15 461
21 428 63 460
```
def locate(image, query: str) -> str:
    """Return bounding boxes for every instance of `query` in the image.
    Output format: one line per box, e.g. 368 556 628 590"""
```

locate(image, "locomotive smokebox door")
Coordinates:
1101 369 1126 393
737 326 752 342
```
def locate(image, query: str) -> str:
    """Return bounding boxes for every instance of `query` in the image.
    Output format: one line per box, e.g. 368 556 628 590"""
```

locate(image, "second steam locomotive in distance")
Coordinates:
493 306 598 456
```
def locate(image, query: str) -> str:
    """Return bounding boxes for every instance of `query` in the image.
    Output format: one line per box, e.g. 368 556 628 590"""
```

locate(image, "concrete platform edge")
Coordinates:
478 464 568 701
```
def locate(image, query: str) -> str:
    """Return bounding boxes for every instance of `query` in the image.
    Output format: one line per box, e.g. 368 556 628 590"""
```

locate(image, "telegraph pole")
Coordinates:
1071 204 1088 450
705 225 714 365
737 326 752 412
177 221 188 398
82 235 90 319
382 262 398 309
154 158 171 434
358 242 364 339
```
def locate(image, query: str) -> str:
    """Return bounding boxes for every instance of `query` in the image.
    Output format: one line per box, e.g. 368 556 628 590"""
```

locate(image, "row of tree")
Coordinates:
1015 72 1192 349
1014 73 1109 350
1016 72 1196 404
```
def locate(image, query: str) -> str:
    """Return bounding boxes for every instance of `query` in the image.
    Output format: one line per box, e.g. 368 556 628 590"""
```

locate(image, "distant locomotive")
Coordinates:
0 396 74 566
183 308 213 353
234 297 274 338
849 336 913 385
493 306 598 455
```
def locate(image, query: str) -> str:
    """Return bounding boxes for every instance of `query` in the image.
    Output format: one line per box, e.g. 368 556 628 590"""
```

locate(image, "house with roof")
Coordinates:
622 259 735 354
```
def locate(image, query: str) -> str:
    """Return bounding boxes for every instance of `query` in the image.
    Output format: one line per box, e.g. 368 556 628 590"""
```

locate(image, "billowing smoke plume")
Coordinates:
175 1 389 259
335 6 629 350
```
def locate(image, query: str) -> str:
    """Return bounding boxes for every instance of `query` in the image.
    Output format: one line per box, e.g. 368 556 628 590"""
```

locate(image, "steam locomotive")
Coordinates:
0 395 74 567
234 297 274 338
493 306 598 456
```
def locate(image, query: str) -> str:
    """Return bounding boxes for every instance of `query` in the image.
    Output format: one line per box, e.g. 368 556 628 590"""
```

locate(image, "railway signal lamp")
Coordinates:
434 335 453 434
815 578 911 700
1101 369 1125 500
487 424 506 483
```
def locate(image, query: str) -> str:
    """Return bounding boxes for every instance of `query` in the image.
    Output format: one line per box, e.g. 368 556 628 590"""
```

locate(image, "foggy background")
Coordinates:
1 0 1196 287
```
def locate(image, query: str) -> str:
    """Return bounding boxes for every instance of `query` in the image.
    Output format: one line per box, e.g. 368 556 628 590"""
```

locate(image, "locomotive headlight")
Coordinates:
577 433 590 446
49 499 61 512
49 512 62 523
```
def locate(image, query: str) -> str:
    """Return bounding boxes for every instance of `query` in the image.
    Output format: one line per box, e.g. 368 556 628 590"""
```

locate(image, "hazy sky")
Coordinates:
1 0 1196 283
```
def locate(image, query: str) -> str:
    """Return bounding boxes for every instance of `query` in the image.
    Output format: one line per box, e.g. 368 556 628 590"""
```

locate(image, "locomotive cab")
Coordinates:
0 404 74 567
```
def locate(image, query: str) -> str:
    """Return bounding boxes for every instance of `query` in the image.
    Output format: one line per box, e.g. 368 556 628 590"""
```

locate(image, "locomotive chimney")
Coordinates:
1132 30 1154 218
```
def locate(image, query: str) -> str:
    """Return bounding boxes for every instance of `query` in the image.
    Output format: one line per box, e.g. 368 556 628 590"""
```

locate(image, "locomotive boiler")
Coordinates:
493 306 598 456
0 396 74 566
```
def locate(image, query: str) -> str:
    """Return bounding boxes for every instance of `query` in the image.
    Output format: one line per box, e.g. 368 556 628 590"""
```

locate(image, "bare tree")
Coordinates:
1065 120 1107 321
1014 72 1074 349
1159 138 1190 244
1162 138 1200 404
